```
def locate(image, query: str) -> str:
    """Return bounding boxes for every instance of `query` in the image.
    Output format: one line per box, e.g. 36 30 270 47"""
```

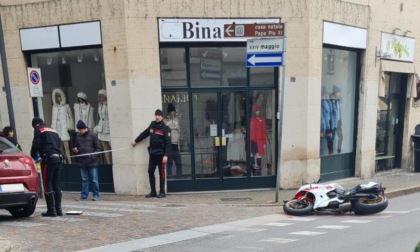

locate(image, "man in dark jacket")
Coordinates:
30 117 63 217
132 109 171 198
73 120 102 201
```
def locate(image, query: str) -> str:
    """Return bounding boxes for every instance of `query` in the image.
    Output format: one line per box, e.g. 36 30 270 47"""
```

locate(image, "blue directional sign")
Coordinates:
246 53 282 67
246 38 284 67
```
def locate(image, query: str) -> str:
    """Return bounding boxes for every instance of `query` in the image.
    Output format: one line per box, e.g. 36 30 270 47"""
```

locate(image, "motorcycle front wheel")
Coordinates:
353 195 388 215
283 199 314 216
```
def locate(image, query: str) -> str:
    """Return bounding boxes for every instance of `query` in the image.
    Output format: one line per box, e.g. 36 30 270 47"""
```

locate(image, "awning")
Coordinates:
380 60 415 73
379 60 418 98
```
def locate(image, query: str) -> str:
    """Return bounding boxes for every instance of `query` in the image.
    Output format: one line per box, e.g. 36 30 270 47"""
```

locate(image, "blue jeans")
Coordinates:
80 167 99 199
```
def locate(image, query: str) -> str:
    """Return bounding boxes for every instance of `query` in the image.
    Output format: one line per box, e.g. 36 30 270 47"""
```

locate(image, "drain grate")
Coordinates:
220 198 252 202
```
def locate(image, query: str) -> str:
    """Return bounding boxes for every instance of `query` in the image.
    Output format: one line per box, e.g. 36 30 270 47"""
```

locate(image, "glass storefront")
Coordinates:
375 72 407 170
162 91 192 179
320 47 359 180
160 46 277 191
29 48 114 192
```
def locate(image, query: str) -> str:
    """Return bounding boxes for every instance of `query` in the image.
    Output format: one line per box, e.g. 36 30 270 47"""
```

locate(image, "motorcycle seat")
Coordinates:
360 181 378 189
336 185 360 196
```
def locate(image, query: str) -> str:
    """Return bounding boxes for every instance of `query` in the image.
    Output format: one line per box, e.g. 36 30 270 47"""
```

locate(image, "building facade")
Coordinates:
0 0 419 194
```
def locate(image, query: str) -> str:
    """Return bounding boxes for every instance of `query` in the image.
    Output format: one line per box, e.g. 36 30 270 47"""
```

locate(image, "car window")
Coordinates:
0 137 20 154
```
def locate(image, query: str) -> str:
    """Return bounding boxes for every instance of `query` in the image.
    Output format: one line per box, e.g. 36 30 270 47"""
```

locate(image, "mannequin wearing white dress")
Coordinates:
73 92 95 132
51 88 73 164
95 89 112 164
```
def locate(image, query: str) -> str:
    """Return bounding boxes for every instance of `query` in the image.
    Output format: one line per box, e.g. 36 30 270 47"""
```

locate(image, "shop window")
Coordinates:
249 90 276 176
30 48 110 164
190 47 246 87
375 72 406 169
320 48 357 156
160 48 187 87
250 67 275 86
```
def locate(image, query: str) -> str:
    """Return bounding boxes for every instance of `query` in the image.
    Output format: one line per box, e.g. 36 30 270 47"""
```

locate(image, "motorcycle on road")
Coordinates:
283 180 388 216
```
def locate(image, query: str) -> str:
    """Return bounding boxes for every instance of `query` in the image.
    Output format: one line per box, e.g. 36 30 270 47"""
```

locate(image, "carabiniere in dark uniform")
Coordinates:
133 109 171 198
30 117 64 217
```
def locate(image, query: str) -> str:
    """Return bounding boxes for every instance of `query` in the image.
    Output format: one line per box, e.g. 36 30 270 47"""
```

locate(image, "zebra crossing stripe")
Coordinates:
233 246 265 250
259 238 297 244
286 216 316 221
382 210 410 214
235 228 266 233
370 215 393 219
290 231 325 236
316 225 350 229
341 220 372 224
265 222 293 226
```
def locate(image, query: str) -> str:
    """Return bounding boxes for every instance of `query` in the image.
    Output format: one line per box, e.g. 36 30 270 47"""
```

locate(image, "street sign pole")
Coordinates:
275 23 287 203
0 16 16 134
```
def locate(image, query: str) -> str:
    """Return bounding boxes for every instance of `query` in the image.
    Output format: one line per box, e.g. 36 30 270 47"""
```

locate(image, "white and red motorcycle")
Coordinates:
283 180 388 216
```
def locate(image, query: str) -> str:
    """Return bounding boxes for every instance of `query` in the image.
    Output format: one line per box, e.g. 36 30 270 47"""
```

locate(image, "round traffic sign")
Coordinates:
29 70 40 85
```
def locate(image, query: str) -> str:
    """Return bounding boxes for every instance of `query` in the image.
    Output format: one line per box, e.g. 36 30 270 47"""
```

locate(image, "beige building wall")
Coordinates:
0 0 420 193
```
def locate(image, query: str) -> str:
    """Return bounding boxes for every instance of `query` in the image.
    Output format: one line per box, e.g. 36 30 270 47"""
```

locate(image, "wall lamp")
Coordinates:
404 30 412 37
46 56 52 65
392 28 401 34
77 54 83 63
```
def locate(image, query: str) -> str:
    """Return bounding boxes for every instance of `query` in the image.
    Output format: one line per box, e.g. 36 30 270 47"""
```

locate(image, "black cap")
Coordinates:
32 117 44 128
155 109 163 116
76 120 87 130
167 103 176 113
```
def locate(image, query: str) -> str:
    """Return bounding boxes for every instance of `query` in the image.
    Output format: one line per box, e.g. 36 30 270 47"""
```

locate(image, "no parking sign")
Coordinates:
27 67 43 97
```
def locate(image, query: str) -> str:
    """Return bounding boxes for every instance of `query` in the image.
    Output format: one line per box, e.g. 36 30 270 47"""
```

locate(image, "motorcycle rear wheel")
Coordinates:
353 195 388 215
283 199 314 216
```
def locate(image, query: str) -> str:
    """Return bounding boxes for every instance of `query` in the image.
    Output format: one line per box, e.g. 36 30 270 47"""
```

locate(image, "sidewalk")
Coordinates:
94 169 420 206
2 169 420 252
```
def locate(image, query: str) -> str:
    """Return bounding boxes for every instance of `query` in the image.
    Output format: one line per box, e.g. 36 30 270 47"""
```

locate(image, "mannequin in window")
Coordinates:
321 86 333 154
51 88 73 163
94 89 112 164
331 85 342 153
250 104 266 176
74 92 95 132
164 103 182 177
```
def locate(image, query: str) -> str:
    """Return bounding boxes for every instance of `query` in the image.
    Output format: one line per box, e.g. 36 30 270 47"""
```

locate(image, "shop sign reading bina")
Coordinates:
159 18 281 42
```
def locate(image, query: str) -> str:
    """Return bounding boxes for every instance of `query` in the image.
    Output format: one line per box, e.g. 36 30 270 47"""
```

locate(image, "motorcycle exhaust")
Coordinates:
338 202 353 213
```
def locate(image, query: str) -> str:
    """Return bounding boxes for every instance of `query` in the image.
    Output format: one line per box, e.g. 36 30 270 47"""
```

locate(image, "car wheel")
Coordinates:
8 203 37 218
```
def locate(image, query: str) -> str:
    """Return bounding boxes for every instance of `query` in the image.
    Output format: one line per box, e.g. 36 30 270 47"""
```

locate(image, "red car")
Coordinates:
0 135 39 218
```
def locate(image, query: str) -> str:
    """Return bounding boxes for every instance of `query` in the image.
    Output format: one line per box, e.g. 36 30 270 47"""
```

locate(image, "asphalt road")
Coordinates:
145 193 420 252
2 169 420 252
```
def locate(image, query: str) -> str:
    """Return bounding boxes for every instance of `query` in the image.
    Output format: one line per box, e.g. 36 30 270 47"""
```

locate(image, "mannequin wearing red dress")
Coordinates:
250 104 266 176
